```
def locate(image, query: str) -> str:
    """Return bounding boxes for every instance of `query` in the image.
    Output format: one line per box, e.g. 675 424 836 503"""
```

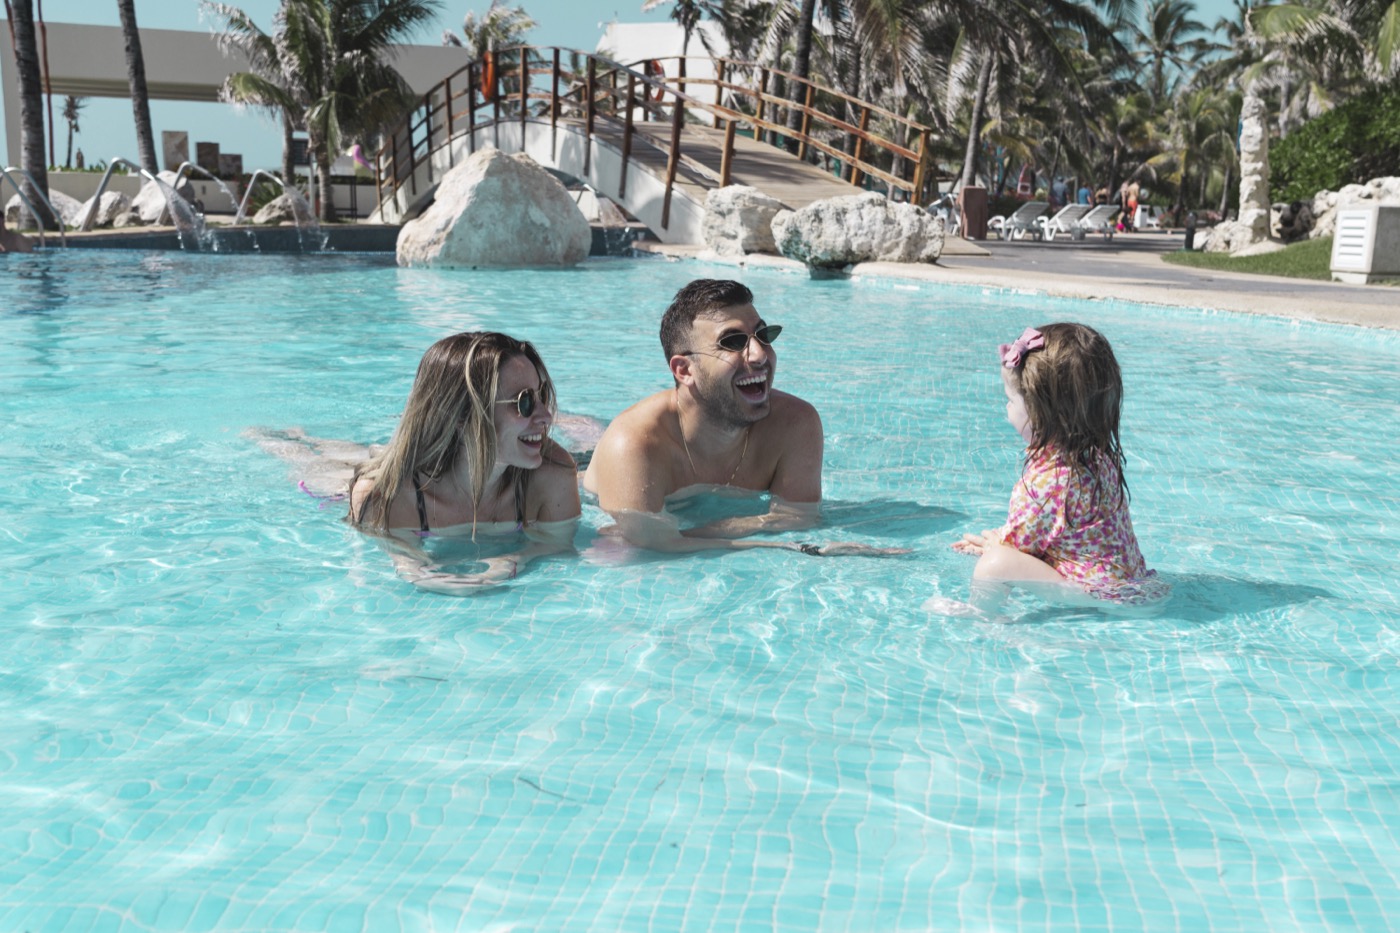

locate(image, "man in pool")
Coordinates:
584 278 837 554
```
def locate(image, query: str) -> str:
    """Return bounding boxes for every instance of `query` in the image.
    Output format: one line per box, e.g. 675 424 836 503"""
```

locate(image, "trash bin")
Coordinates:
959 185 989 241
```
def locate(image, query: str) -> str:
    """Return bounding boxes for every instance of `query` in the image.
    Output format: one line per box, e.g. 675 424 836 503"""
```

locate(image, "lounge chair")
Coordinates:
1134 204 1164 230
1073 204 1120 240
1036 203 1091 241
989 201 1050 241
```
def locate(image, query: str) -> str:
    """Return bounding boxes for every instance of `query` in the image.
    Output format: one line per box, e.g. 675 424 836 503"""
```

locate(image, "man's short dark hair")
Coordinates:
659 279 754 359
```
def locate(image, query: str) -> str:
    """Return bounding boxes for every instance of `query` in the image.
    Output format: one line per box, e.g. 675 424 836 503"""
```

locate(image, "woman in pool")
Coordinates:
349 331 581 593
953 322 1168 606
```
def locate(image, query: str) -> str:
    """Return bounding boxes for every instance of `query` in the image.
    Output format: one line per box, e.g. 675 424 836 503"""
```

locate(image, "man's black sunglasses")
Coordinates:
684 323 783 355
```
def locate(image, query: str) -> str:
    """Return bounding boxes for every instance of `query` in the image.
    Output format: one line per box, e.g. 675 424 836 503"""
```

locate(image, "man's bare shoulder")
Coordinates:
764 390 822 436
583 390 676 491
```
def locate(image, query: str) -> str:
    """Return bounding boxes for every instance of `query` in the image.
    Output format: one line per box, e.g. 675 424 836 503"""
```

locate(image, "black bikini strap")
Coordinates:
411 474 430 534
514 469 527 528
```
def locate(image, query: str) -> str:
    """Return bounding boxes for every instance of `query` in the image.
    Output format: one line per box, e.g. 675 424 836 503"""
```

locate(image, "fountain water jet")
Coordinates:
78 158 205 250
234 170 325 251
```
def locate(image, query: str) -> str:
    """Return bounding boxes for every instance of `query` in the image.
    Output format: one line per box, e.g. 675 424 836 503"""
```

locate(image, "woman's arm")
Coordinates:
396 519 579 593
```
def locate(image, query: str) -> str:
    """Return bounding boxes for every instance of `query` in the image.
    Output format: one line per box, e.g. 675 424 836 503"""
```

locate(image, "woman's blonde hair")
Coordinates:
350 332 553 532
1007 322 1128 500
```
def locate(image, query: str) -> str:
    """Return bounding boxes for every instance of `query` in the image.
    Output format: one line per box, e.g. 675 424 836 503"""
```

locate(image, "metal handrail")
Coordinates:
1 166 67 247
373 46 939 228
78 158 171 232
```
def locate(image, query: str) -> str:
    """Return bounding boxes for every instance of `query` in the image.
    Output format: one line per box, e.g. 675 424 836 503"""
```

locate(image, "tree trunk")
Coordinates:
282 111 296 185
9 0 56 229
784 0 818 151
1174 155 1187 215
117 0 160 175
317 152 334 223
37 0 54 168
958 50 994 190
65 123 73 169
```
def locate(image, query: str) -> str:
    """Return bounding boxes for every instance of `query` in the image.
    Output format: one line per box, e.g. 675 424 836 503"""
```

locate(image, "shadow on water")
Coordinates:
1005 572 1334 626
820 498 965 538
1152 571 1334 623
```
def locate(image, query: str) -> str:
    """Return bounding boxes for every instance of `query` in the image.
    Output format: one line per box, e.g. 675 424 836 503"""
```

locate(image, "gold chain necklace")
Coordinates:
677 390 750 486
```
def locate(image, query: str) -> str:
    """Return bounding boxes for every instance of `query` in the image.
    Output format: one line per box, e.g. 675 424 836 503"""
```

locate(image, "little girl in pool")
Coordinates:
953 322 1168 606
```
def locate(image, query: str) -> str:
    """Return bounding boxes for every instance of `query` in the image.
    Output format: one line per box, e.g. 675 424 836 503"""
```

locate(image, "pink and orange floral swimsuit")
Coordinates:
999 445 1168 604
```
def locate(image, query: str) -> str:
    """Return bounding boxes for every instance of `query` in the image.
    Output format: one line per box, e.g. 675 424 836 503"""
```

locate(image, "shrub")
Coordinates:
1272 86 1400 202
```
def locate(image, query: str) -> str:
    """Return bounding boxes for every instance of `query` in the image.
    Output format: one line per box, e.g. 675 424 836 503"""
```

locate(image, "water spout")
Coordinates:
78 156 204 250
168 161 242 222
234 170 324 251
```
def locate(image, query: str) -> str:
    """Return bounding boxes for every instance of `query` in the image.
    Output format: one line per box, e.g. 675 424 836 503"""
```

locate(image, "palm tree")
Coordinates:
62 95 85 169
204 1 301 184
248 0 442 221
116 0 160 174
783 0 818 139
951 0 1130 190
642 0 718 56
1148 83 1235 214
442 0 536 55
1130 0 1212 103
1253 0 1399 80
4 0 56 228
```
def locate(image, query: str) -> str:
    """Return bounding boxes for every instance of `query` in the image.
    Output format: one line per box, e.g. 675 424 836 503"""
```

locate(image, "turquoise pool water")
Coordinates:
2 251 1398 931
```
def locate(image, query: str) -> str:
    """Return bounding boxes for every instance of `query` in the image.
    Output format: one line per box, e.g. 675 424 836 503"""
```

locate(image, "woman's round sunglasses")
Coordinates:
496 386 550 418
683 323 783 355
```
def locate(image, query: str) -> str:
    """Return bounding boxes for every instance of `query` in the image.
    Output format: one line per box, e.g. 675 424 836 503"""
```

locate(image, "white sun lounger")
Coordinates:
1073 204 1120 240
989 201 1050 241
1037 203 1092 241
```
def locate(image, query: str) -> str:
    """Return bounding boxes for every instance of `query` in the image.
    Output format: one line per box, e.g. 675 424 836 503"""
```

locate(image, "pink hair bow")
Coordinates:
999 327 1044 368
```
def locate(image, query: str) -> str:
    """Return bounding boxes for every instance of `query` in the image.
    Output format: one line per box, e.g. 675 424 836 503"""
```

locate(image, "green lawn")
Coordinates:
1162 235 1334 280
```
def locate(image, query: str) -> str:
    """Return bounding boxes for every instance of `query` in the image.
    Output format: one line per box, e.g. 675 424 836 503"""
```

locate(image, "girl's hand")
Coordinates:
952 532 985 556
952 530 1003 557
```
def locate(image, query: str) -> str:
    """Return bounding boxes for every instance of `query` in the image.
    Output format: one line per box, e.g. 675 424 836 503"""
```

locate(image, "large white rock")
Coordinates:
771 192 945 268
1309 176 1400 239
5 188 83 228
76 191 131 229
397 148 591 269
131 171 198 224
252 192 316 226
702 185 783 257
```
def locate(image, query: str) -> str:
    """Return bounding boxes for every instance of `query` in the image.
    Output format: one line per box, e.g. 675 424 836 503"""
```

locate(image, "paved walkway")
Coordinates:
641 230 1399 331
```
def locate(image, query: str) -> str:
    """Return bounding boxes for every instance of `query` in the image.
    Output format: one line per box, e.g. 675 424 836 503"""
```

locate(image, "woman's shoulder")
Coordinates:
529 456 582 522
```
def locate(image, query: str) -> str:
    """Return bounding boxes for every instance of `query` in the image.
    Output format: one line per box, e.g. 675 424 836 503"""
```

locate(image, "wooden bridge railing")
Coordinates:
374 46 938 229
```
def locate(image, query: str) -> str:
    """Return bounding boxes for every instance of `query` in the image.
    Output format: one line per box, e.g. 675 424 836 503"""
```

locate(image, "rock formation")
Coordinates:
702 185 783 257
5 189 83 228
131 171 198 224
771 191 945 268
396 148 591 269
1203 89 1273 254
76 191 132 229
252 193 317 226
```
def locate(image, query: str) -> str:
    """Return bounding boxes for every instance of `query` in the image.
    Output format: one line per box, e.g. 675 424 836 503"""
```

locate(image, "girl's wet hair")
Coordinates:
350 331 553 533
1006 322 1128 499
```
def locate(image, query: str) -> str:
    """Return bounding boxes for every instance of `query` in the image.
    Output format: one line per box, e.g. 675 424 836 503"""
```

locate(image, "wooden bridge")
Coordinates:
370 47 941 244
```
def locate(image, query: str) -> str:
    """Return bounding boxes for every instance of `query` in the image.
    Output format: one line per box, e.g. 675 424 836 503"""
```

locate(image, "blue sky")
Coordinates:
4 0 1239 174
